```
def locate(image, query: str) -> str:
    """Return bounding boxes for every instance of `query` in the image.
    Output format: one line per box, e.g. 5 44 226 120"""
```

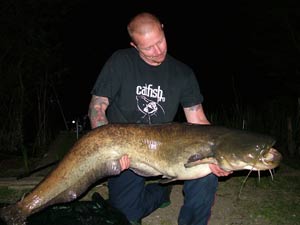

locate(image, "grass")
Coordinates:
230 164 300 225
0 187 31 204
258 198 299 224
252 173 300 224
0 187 16 202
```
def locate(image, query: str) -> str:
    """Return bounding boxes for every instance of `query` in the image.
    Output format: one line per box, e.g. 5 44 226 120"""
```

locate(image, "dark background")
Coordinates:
1 0 299 155
62 1 300 117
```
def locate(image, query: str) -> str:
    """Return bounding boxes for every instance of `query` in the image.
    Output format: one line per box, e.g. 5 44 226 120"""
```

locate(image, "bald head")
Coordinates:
127 12 167 66
127 12 163 41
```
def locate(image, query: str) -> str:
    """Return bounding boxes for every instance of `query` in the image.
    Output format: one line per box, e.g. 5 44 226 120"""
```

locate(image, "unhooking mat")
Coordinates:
0 192 130 225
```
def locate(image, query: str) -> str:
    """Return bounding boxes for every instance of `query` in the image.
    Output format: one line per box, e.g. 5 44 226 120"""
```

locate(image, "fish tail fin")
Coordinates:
0 204 27 225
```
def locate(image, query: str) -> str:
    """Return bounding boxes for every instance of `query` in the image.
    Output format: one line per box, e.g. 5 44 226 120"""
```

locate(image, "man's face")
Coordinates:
131 26 167 66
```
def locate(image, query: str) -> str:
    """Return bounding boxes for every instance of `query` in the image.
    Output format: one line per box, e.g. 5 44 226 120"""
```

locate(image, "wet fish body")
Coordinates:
0 123 282 225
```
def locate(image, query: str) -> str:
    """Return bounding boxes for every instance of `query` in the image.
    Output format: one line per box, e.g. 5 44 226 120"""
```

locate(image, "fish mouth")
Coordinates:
243 147 282 171
262 147 281 161
259 147 282 168
219 147 282 171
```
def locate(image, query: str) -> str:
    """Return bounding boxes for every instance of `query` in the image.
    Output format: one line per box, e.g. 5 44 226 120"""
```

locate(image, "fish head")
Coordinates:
214 131 282 171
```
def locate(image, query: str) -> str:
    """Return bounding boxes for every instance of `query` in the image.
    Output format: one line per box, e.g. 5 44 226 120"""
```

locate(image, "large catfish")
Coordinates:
0 123 282 225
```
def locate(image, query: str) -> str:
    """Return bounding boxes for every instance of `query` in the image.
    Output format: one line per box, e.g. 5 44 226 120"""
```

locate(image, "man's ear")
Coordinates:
130 41 137 49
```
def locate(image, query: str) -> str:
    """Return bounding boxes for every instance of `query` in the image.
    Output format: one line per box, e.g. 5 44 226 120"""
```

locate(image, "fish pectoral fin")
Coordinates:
184 157 218 168
159 176 177 184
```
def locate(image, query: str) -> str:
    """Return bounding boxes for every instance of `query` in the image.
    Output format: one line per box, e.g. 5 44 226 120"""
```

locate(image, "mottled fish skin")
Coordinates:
0 122 282 225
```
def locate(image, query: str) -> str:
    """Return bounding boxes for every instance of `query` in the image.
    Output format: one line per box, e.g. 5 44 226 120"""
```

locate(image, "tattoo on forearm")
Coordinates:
88 96 109 128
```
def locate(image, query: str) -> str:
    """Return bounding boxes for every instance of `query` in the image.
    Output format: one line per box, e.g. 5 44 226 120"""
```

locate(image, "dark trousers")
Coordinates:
178 174 218 225
108 170 218 225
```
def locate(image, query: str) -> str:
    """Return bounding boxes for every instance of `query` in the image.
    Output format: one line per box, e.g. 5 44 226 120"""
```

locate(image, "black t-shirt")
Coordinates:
91 48 204 124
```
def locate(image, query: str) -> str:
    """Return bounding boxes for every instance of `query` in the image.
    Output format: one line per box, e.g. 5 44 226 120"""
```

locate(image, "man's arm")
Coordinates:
183 104 232 177
183 104 210 125
88 95 130 171
88 95 109 129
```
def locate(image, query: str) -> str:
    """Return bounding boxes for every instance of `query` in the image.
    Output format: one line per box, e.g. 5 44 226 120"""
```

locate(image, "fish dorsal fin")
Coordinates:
184 157 217 168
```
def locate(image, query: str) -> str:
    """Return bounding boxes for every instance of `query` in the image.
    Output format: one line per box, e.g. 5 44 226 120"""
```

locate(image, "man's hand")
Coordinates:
209 164 232 177
119 154 130 171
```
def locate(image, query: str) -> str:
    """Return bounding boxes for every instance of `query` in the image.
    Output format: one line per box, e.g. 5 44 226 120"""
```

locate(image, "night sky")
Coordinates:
61 1 299 118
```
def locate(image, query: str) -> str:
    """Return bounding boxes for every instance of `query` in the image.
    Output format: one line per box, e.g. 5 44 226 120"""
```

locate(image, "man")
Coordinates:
88 12 231 225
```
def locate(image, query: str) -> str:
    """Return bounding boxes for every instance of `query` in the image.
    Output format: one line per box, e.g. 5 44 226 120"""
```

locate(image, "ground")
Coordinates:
0 151 299 225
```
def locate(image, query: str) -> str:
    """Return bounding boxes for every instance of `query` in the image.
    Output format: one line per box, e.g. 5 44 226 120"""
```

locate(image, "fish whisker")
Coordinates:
239 168 253 199
269 169 274 181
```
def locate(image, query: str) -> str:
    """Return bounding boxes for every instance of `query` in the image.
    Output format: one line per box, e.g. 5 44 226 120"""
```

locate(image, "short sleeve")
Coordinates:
91 52 122 101
180 71 204 108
